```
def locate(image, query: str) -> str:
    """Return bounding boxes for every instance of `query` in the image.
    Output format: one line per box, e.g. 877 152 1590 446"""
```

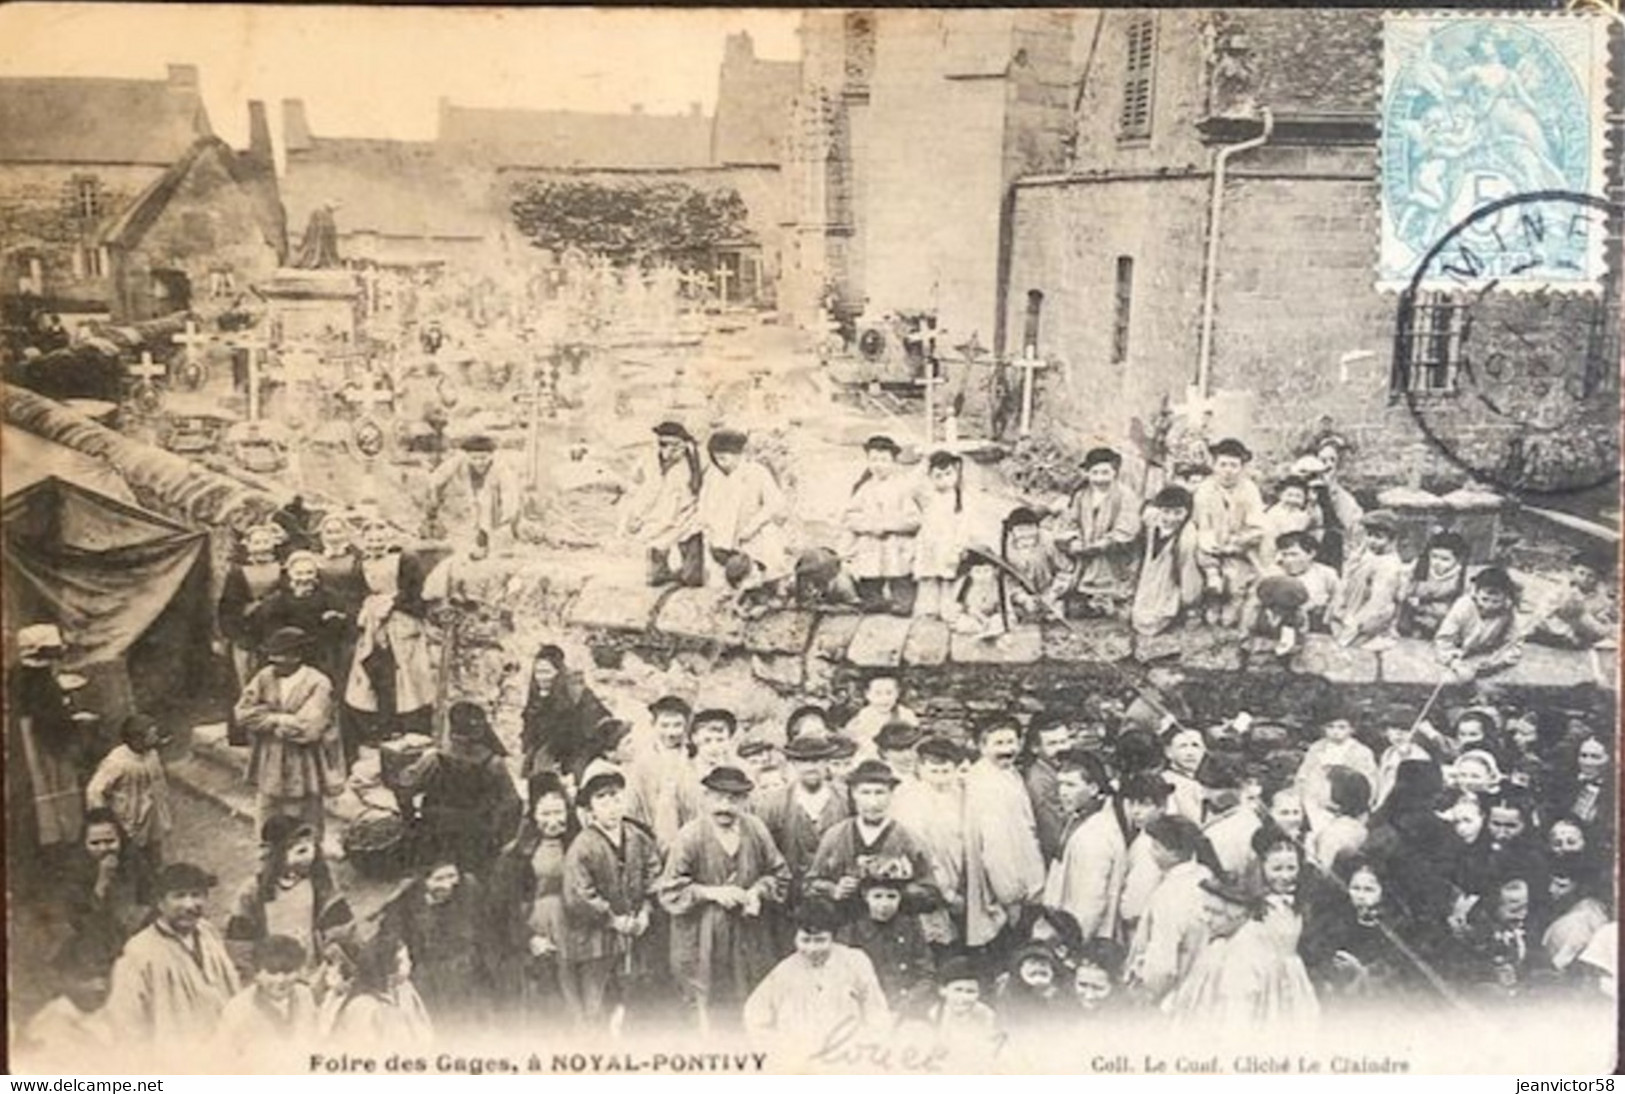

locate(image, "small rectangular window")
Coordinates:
75 177 101 219
1394 292 1465 394
1111 256 1134 364
1119 15 1157 141
1022 289 1044 355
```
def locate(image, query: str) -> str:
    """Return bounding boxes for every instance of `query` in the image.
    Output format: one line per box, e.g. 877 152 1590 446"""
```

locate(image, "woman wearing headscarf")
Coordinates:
398 702 523 879
226 815 354 976
343 518 435 756
377 858 493 1029
1363 759 1457 942
518 645 610 782
485 772 577 1019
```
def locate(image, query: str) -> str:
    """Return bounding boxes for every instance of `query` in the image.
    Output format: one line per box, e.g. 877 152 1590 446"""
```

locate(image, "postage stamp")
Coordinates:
1379 14 1612 291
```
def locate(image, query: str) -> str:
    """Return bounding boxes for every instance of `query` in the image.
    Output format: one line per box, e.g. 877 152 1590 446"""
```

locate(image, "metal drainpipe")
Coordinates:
1196 107 1274 399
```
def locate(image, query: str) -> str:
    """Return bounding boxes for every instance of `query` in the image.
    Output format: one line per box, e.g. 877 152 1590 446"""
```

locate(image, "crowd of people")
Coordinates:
9 426 1618 1068
619 425 1617 670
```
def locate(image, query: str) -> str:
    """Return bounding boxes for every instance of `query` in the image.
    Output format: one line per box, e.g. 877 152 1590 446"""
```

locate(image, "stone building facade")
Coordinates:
784 10 1077 345
0 65 213 320
1003 9 1622 491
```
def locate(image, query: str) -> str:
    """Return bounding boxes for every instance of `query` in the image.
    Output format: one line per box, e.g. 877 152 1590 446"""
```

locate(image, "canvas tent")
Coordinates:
4 475 212 714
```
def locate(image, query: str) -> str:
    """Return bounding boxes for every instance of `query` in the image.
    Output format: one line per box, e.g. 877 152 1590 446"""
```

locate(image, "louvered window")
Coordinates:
1120 16 1157 141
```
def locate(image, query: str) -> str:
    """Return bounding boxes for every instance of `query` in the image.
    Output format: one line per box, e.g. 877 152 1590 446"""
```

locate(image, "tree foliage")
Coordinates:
509 179 749 266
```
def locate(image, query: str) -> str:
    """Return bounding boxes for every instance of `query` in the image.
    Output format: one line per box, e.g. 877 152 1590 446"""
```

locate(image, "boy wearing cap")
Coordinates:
1330 510 1405 646
660 766 790 1028
1062 447 1142 618
696 428 791 605
1002 506 1072 624
105 862 241 1048
627 695 699 847
807 760 939 921
563 769 663 1027
1191 438 1267 627
842 434 923 615
622 421 704 588
1258 531 1341 632
234 627 345 843
1129 487 1204 637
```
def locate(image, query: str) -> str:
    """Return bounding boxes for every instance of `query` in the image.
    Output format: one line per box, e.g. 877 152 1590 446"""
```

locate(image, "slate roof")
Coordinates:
282 138 489 240
100 137 284 253
0 77 211 165
438 103 713 169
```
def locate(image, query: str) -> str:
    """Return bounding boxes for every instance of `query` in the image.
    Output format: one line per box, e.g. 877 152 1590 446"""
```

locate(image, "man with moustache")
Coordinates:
660 767 790 1030
104 862 241 1048
963 718 1047 953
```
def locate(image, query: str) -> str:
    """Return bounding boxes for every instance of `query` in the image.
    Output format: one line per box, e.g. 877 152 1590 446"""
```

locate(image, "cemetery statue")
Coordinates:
291 201 343 270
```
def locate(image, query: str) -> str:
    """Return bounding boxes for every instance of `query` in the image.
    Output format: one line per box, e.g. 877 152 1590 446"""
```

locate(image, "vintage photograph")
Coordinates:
2 4 1620 1076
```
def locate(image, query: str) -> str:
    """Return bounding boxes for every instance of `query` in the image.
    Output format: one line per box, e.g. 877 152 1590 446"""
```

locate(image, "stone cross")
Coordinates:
905 317 941 360
678 270 712 306
127 351 165 385
342 383 395 417
229 333 272 421
1016 344 1047 437
170 320 209 368
712 263 735 304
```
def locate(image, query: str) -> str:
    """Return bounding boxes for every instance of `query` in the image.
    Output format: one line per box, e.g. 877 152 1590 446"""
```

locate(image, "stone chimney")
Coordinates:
283 98 312 152
246 101 273 163
724 31 755 65
166 63 199 90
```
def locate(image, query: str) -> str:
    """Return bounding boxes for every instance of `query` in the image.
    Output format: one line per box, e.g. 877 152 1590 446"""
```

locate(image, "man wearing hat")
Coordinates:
233 627 346 843
104 862 241 1048
808 760 939 922
696 427 790 603
875 720 924 782
1062 446 1142 618
1191 437 1267 627
843 434 922 615
1330 508 1405 647
659 766 789 1028
756 735 849 908
621 421 704 588
562 768 663 1026
1164 871 1318 1029
427 433 522 553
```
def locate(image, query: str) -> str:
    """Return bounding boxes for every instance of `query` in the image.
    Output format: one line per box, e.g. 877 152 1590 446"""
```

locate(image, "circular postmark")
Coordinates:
1399 189 1621 497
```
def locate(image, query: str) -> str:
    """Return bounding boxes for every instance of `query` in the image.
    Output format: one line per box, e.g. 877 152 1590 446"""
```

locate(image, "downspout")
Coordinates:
1196 107 1273 398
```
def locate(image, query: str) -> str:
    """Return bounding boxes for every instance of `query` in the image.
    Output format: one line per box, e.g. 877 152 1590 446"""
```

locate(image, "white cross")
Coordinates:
170 320 209 368
905 317 942 359
127 351 165 384
678 270 712 301
1016 345 1048 437
342 383 394 414
229 333 271 421
712 263 735 304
